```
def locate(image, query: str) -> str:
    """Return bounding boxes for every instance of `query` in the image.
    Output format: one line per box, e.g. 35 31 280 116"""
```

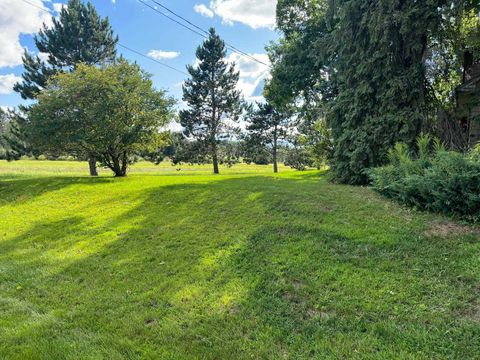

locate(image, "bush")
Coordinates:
370 135 480 222
285 146 314 171
470 143 480 162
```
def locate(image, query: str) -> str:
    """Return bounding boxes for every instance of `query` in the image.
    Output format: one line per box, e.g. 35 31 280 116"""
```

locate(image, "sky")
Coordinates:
0 0 278 111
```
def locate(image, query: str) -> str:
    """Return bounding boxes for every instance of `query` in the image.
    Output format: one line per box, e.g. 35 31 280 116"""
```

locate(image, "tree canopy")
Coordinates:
27 60 174 177
14 0 118 100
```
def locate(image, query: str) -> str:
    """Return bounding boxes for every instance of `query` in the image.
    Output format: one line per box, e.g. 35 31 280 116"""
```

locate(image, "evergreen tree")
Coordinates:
3 111 31 161
14 0 118 100
180 28 241 174
245 102 290 173
13 0 118 175
268 0 480 184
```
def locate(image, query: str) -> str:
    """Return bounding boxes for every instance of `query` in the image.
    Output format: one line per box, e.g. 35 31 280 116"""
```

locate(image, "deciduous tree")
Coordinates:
27 61 174 177
14 0 118 175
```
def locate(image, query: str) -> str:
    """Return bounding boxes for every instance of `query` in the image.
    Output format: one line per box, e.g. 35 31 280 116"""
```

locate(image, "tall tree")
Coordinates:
14 0 118 175
180 28 242 174
245 102 290 173
27 61 174 177
268 0 480 184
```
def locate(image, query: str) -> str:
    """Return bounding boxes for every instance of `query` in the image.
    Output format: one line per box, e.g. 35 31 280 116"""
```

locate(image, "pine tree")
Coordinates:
14 0 118 100
5 113 28 161
13 0 118 175
245 102 290 173
180 28 241 174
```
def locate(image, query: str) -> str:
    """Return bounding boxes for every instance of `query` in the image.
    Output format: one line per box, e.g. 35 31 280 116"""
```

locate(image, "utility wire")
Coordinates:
21 0 50 13
20 0 189 77
118 44 188 76
140 0 271 68
149 0 270 67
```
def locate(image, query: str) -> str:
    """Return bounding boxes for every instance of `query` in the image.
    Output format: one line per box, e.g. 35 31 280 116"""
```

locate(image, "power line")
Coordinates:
139 0 208 39
146 0 271 67
20 0 188 77
118 44 188 76
149 0 270 67
21 0 51 13
140 0 271 68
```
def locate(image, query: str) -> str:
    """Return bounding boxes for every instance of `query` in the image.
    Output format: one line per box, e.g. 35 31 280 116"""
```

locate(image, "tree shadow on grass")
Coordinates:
1 175 479 359
0 176 114 205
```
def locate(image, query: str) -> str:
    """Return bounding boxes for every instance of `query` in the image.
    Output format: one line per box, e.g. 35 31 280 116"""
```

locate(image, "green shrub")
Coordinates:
370 135 480 222
470 143 480 162
285 147 314 171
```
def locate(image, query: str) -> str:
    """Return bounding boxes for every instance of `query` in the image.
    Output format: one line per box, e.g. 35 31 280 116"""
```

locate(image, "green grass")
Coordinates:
0 160 479 359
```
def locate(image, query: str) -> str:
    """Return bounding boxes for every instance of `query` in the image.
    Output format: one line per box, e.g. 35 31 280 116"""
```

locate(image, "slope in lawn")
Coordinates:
0 161 479 359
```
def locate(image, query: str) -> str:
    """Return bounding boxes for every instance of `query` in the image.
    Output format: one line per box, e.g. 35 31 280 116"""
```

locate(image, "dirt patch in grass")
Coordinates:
425 220 480 238
460 299 480 322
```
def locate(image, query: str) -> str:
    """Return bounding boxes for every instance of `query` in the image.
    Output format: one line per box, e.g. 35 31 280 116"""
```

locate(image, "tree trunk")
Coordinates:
88 157 98 176
120 151 128 177
212 151 219 174
273 127 278 173
273 151 278 173
110 154 127 177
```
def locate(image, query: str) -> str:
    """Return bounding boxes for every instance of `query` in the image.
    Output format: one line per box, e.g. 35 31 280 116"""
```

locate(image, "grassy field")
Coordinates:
0 160 479 359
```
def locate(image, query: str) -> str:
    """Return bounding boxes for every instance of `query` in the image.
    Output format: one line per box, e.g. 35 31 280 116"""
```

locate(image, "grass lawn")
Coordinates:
0 160 479 359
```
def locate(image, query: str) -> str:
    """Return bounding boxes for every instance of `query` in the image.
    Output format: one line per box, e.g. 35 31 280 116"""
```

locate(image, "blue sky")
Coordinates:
0 0 278 110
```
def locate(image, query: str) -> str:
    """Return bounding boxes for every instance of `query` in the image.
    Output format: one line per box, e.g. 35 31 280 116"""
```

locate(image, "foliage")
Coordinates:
370 135 480 221
27 61 174 176
180 28 242 174
11 0 118 173
0 109 33 161
469 142 480 162
284 143 314 171
297 118 333 169
242 140 272 165
1 161 479 358
268 0 480 184
170 137 241 168
14 0 118 100
245 102 291 172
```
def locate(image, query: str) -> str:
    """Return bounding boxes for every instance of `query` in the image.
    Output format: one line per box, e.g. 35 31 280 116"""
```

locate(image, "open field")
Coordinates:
0 160 479 359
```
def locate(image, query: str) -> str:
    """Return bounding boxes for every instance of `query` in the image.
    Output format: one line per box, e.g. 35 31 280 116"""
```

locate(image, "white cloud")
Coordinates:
52 3 65 12
194 4 214 18
190 53 271 101
148 50 181 60
38 52 50 62
227 53 271 102
209 0 276 29
0 74 22 95
0 0 52 68
1 105 14 113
